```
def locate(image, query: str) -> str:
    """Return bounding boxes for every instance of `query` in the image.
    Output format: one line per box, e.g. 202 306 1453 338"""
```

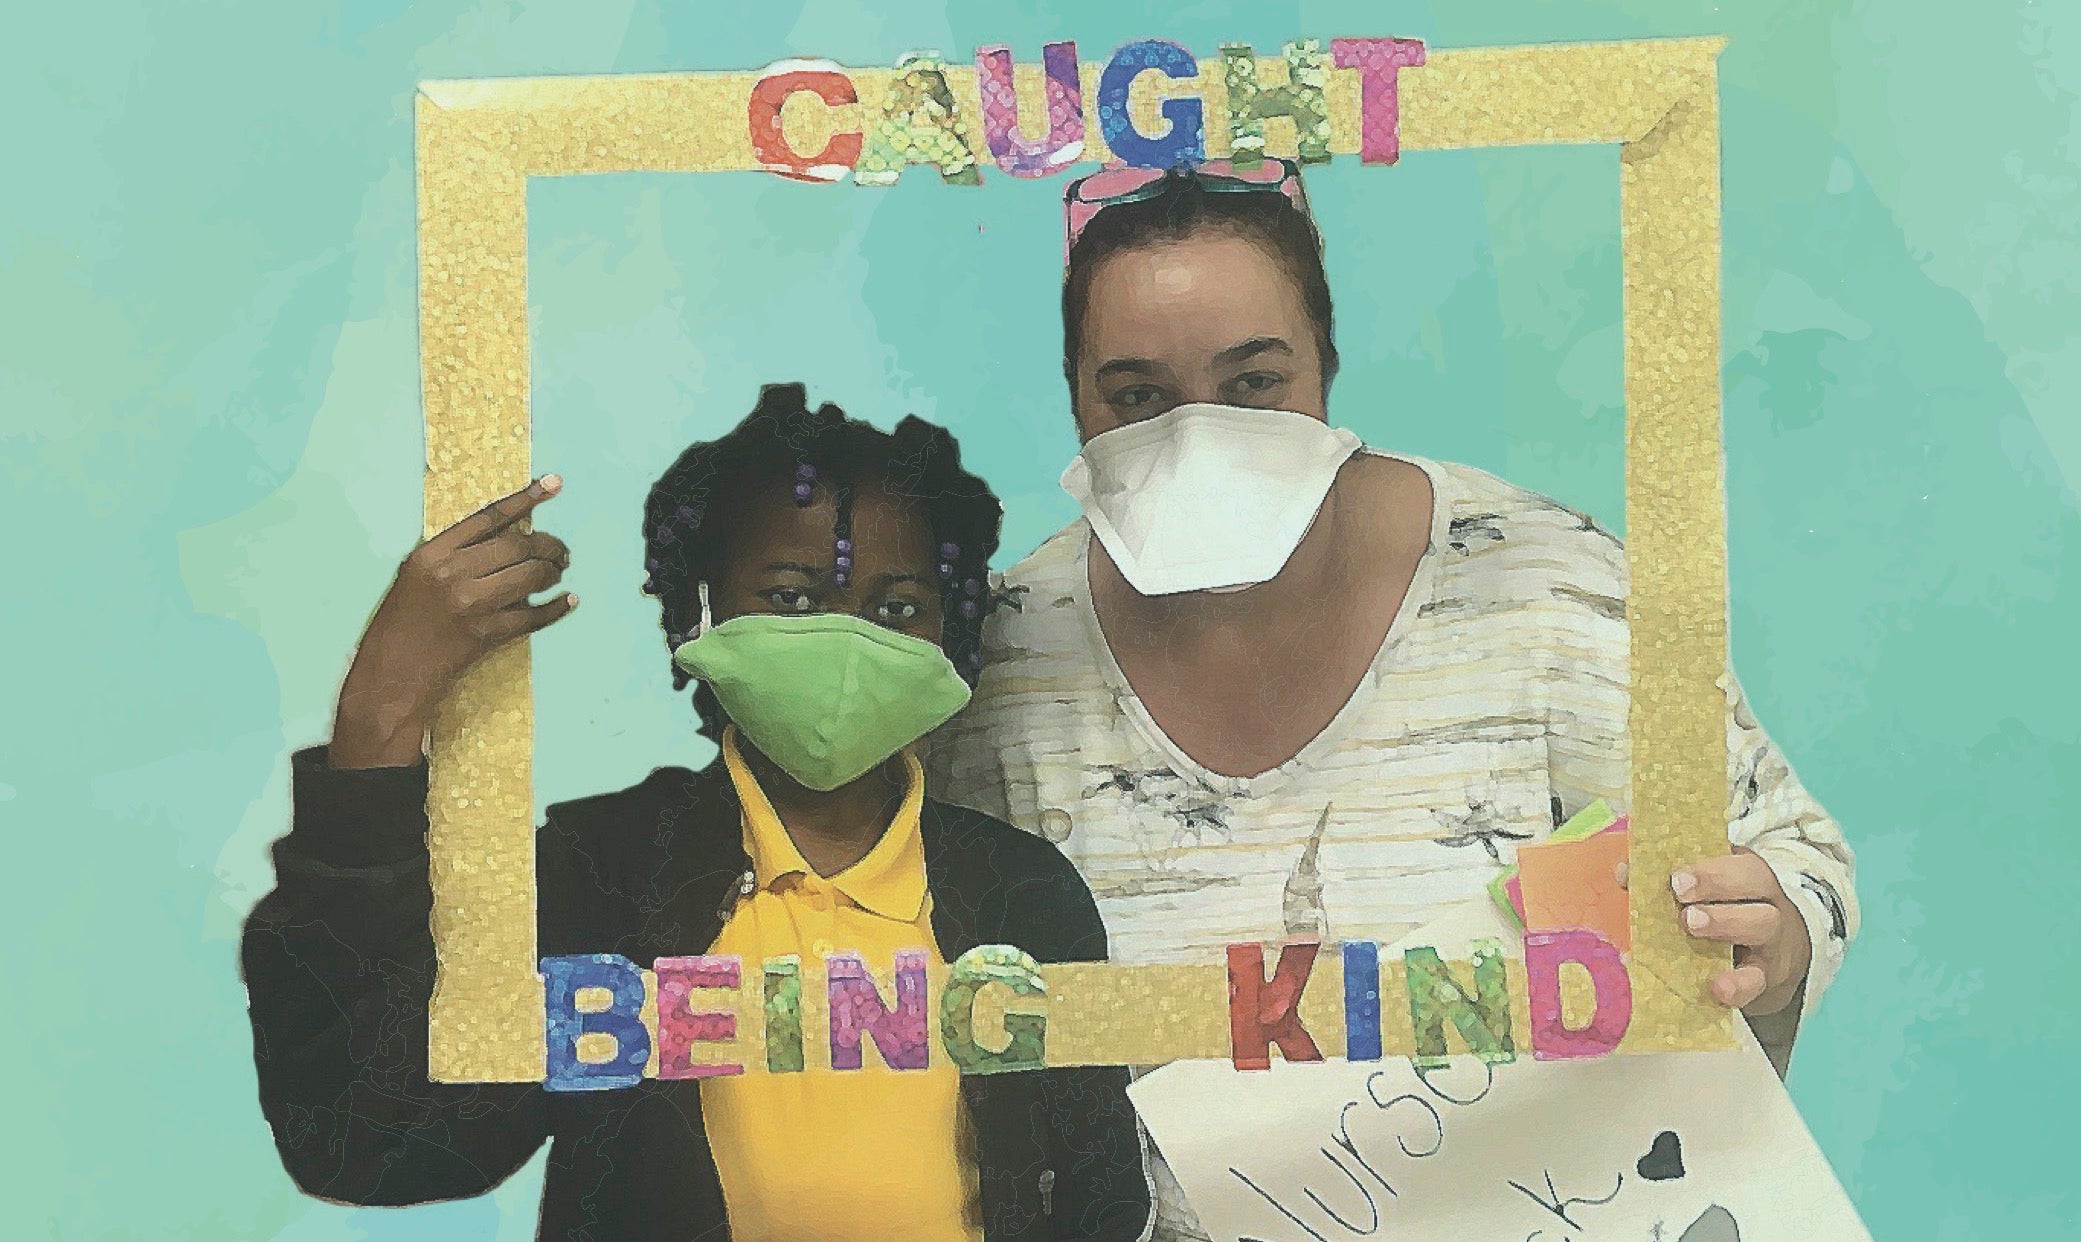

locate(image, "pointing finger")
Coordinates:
433 475 563 551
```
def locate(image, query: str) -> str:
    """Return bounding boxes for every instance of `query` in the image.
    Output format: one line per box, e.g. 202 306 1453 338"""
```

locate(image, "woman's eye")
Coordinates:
1228 371 1286 400
875 598 922 624
762 587 815 613
1110 384 1166 412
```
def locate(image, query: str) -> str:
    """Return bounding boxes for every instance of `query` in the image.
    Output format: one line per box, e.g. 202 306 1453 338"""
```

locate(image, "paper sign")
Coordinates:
1129 1021 1870 1242
1518 826 1632 950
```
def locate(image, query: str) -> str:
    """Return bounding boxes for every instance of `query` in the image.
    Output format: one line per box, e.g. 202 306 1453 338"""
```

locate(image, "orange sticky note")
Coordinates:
1515 828 1631 951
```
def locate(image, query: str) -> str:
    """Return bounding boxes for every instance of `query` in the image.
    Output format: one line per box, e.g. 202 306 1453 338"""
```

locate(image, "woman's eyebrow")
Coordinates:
760 561 826 578
1215 337 1295 366
1093 356 1162 381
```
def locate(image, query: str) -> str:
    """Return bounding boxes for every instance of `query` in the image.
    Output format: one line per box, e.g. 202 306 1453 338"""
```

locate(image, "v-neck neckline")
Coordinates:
1074 449 1453 800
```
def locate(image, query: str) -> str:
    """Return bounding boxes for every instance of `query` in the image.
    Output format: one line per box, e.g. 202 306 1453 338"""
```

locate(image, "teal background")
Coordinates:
4 0 2075 1237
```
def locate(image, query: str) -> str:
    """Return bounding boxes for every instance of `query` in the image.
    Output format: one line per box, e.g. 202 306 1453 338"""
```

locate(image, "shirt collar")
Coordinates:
719 727 929 923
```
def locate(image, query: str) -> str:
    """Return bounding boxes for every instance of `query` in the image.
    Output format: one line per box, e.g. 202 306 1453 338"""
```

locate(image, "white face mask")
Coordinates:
1060 402 1364 597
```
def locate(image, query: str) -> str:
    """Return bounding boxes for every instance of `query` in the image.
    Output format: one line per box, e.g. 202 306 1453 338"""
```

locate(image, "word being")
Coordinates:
747 37 1428 185
543 943 1045 1092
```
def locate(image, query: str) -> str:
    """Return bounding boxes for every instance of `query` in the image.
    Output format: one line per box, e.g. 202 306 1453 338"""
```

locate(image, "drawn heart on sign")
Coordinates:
1637 1130 1686 1181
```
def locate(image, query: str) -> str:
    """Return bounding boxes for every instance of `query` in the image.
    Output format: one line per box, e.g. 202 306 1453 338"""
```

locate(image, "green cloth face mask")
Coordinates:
671 584 973 792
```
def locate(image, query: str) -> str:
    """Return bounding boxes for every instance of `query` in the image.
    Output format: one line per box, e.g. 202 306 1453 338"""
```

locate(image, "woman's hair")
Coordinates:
1061 172 1339 388
642 382 1004 739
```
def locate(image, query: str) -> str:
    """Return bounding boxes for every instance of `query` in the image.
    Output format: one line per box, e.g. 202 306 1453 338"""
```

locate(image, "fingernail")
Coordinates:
1684 907 1708 933
541 474 563 493
1671 870 1696 899
1615 861 1630 887
566 592 579 607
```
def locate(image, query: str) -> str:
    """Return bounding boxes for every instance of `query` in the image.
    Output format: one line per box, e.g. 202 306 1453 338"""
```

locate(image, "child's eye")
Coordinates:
762 587 816 613
875 598 922 624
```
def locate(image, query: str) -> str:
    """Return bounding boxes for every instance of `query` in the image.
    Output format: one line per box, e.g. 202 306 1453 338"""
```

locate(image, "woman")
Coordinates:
924 164 1859 1241
241 385 1151 1241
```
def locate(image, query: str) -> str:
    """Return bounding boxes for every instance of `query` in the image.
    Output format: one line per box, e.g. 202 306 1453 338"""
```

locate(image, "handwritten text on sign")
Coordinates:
1127 1028 1873 1242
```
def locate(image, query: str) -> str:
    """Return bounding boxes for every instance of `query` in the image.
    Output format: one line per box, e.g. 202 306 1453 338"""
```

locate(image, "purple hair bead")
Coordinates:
835 538 853 553
962 578 983 597
960 599 979 619
793 483 814 505
795 463 817 482
939 541 959 558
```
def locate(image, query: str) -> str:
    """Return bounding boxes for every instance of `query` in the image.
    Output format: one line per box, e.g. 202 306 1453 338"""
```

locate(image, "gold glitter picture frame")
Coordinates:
416 36 1734 1083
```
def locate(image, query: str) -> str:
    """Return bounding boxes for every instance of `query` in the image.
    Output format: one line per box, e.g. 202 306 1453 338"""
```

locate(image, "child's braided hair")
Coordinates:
641 382 1003 739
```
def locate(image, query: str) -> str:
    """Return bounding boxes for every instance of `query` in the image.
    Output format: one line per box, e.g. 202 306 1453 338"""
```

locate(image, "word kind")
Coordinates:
748 37 1429 185
1234 933 1632 1073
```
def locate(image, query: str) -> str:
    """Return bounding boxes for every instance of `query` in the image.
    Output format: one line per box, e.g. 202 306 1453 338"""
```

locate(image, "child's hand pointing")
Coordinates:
332 476 576 768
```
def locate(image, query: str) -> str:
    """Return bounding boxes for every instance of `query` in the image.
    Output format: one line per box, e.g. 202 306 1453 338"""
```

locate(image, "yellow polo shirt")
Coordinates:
700 729 982 1242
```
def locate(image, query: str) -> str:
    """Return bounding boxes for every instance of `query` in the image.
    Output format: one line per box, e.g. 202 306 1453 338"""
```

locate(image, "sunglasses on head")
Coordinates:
1062 158 1310 262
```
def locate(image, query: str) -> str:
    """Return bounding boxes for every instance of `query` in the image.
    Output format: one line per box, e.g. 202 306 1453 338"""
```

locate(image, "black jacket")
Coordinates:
241 747 1151 1241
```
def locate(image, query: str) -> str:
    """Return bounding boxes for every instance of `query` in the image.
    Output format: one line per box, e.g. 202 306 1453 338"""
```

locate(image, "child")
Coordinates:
241 384 1151 1241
